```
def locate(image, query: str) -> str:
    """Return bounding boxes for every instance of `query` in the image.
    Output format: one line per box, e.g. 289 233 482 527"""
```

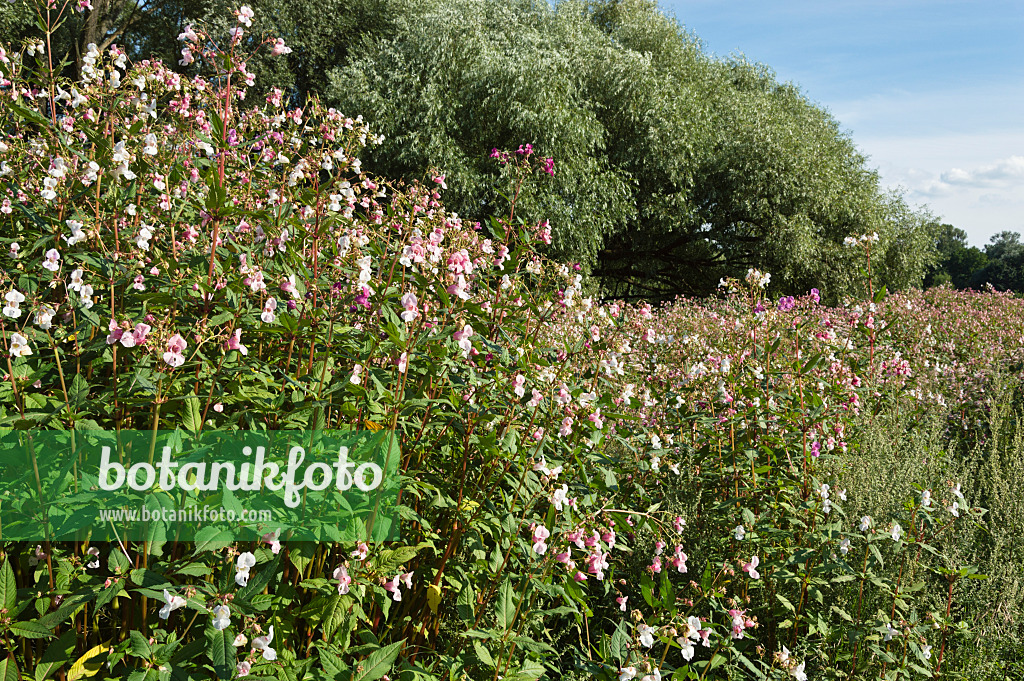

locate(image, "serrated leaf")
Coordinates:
494 578 515 631
0 559 15 611
204 624 235 680
352 640 403 681
180 395 202 433
9 620 53 638
609 620 629 663
35 629 77 681
457 580 475 625
0 655 18 681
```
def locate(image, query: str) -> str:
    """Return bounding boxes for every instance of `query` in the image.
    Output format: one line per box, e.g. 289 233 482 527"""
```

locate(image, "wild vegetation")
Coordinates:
1 2 1023 680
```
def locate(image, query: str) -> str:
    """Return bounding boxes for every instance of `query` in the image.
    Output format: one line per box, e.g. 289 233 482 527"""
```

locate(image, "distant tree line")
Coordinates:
8 0 1000 300
925 225 1024 292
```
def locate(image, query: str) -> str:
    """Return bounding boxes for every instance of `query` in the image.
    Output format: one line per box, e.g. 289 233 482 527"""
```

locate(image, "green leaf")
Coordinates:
0 655 19 681
108 548 131 575
8 621 53 639
204 624 235 680
608 620 629 663
456 579 475 625
35 629 77 681
181 395 203 433
494 578 515 631
473 640 495 667
130 630 153 659
352 639 403 681
0 559 15 611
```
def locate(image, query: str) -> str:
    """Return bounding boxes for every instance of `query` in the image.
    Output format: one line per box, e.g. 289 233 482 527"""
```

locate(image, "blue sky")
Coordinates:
657 0 1024 247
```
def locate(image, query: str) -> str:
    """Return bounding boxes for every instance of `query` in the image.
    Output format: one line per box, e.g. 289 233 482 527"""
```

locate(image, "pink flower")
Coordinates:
382 575 402 601
351 541 369 561
742 555 760 580
261 529 281 554
559 416 574 437
131 323 151 346
671 546 688 573
532 525 550 555
617 595 628 611
271 38 292 56
453 324 474 357
542 157 554 176
400 291 419 322
333 565 352 594
162 333 188 367
224 328 248 355
512 374 526 398
106 319 124 345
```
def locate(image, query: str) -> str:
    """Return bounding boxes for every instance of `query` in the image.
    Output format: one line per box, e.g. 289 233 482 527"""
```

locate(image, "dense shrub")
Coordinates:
1 4 1023 680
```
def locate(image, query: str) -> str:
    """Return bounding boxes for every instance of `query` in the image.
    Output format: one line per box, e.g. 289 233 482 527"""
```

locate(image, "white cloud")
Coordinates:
940 156 1024 188
851 132 1024 247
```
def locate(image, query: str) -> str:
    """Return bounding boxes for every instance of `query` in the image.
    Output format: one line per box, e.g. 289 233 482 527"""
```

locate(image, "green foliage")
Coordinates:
328 0 938 301
923 223 990 289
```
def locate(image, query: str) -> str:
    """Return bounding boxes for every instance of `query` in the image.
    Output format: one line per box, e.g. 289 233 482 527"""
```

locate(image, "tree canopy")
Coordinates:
2 0 941 301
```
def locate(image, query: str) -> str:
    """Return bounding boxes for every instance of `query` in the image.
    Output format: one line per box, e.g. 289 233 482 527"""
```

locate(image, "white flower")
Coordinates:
890 522 902 542
251 625 276 661
69 269 85 292
839 537 851 555
35 305 55 330
921 643 932 659
859 516 871 532
86 547 100 569
952 482 964 500
550 484 569 512
142 133 158 156
734 525 746 541
235 552 256 587
158 589 186 619
947 501 960 517
677 635 694 661
9 332 31 357
65 220 87 245
637 623 655 648
136 225 153 251
233 633 248 647
43 248 61 272
790 661 807 681
3 289 24 318
920 489 931 508
237 5 254 26
211 604 231 630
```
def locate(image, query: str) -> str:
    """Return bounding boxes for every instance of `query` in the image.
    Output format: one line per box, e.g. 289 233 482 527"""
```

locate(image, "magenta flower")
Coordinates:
162 333 188 367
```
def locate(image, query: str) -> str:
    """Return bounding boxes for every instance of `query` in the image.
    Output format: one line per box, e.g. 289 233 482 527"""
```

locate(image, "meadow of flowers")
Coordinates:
1 3 1023 680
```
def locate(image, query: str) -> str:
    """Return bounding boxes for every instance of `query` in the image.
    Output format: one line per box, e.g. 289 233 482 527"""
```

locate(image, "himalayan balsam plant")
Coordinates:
0 1 1015 680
